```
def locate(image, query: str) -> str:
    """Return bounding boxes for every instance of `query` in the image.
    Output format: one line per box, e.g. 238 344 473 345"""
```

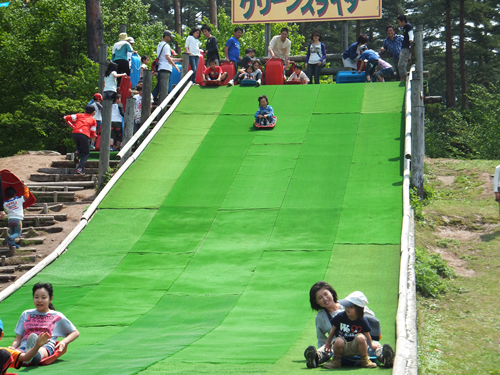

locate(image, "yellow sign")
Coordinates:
233 0 381 24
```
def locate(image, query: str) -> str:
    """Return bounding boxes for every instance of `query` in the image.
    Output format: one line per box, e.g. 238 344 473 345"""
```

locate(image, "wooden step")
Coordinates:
0 266 17 274
38 167 99 175
32 191 75 203
25 214 67 221
0 275 16 282
28 203 64 212
0 248 15 257
30 174 93 182
18 237 45 246
29 186 85 192
51 160 119 168
16 247 37 253
10 255 36 263
19 264 35 271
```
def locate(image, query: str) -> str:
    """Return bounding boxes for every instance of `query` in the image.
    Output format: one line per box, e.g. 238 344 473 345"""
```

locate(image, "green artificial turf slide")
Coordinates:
2 83 405 375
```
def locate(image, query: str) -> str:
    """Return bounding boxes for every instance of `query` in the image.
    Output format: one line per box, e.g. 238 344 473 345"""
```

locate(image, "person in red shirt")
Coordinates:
203 59 228 85
64 105 97 175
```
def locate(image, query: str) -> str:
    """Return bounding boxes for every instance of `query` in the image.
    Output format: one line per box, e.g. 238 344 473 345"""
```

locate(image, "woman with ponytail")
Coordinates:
9 283 79 365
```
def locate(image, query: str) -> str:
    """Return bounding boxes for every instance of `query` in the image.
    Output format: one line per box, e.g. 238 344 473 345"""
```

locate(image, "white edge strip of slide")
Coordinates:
0 79 194 303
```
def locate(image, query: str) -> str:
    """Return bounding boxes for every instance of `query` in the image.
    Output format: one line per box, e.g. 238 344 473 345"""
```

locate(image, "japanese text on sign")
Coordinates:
233 0 381 23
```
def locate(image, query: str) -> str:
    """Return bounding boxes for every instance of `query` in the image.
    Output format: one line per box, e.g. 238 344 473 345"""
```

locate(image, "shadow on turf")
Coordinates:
480 230 500 242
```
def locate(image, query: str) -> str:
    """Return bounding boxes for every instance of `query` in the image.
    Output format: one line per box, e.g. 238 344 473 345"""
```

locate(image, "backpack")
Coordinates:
152 43 166 74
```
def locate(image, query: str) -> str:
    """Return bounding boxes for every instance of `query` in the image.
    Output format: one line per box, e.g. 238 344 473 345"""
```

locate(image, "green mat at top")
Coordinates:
174 85 232 114
361 81 406 114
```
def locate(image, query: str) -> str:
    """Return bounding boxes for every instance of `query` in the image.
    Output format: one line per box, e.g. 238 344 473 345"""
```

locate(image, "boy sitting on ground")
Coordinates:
287 63 310 84
203 59 228 85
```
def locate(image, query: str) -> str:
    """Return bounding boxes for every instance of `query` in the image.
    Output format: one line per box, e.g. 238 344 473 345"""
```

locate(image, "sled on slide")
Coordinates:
203 79 224 86
0 169 35 209
254 116 277 129
240 79 257 86
20 343 69 368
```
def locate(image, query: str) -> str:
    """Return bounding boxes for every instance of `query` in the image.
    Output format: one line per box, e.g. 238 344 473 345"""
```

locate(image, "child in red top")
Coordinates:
203 59 228 85
64 105 96 175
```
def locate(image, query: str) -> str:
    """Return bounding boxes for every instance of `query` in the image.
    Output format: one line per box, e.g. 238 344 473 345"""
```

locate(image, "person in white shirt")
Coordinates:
494 165 500 216
152 30 181 101
185 27 203 84
268 27 292 78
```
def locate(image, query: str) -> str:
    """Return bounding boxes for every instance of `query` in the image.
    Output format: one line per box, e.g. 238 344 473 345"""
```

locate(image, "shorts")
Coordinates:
20 339 56 356
496 194 500 202
342 56 358 69
111 122 122 143
336 334 365 357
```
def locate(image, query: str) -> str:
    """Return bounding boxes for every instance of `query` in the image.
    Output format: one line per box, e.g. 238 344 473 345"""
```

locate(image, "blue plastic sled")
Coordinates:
130 53 141 88
241 79 257 86
254 116 277 129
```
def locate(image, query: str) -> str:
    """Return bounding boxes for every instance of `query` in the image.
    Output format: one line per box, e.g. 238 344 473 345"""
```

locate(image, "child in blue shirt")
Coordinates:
255 95 275 126
357 46 381 82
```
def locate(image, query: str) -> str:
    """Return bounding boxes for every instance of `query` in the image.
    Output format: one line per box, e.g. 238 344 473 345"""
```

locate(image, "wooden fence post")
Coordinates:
98 44 107 94
98 99 112 189
122 97 135 164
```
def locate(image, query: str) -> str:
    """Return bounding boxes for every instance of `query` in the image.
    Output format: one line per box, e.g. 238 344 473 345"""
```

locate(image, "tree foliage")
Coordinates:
0 0 163 157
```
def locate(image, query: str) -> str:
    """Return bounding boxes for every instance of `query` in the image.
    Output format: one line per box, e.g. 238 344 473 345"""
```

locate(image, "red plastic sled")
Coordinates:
254 116 277 129
264 59 285 85
21 343 68 367
203 80 224 86
119 75 132 112
220 61 236 81
285 80 305 85
0 169 35 209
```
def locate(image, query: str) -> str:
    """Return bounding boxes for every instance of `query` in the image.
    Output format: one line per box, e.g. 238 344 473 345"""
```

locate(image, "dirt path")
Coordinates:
0 152 97 292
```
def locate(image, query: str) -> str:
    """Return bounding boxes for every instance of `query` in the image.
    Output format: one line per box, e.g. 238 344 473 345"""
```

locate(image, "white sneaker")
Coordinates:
256 79 261 87
227 79 234 86
23 333 38 364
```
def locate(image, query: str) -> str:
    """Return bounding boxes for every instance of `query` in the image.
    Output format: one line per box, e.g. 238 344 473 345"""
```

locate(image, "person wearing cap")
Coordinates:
323 291 383 369
342 34 368 71
88 93 103 149
304 282 394 369
152 30 181 102
64 106 97 175
357 46 381 82
112 33 135 86
126 36 135 66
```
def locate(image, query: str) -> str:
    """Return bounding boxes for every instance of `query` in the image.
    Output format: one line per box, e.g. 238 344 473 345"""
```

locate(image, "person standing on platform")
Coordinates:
152 30 181 102
380 25 403 70
268 27 292 78
305 30 326 84
494 165 500 217
112 33 135 87
201 25 219 67
224 27 243 85
396 15 414 81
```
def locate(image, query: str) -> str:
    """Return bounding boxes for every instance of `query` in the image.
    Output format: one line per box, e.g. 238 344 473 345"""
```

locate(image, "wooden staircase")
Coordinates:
0 155 118 283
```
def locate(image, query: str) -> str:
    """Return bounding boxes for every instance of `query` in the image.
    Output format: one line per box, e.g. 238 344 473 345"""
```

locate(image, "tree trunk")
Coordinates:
445 0 456 108
209 0 217 27
356 20 361 38
459 0 467 109
85 0 104 62
174 0 182 54
174 0 181 35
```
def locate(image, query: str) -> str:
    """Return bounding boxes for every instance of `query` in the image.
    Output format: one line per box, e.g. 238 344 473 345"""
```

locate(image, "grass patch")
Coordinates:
416 158 500 374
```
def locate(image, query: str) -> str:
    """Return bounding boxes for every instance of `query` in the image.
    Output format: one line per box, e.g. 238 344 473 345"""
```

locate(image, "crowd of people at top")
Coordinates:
59 14 413 175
